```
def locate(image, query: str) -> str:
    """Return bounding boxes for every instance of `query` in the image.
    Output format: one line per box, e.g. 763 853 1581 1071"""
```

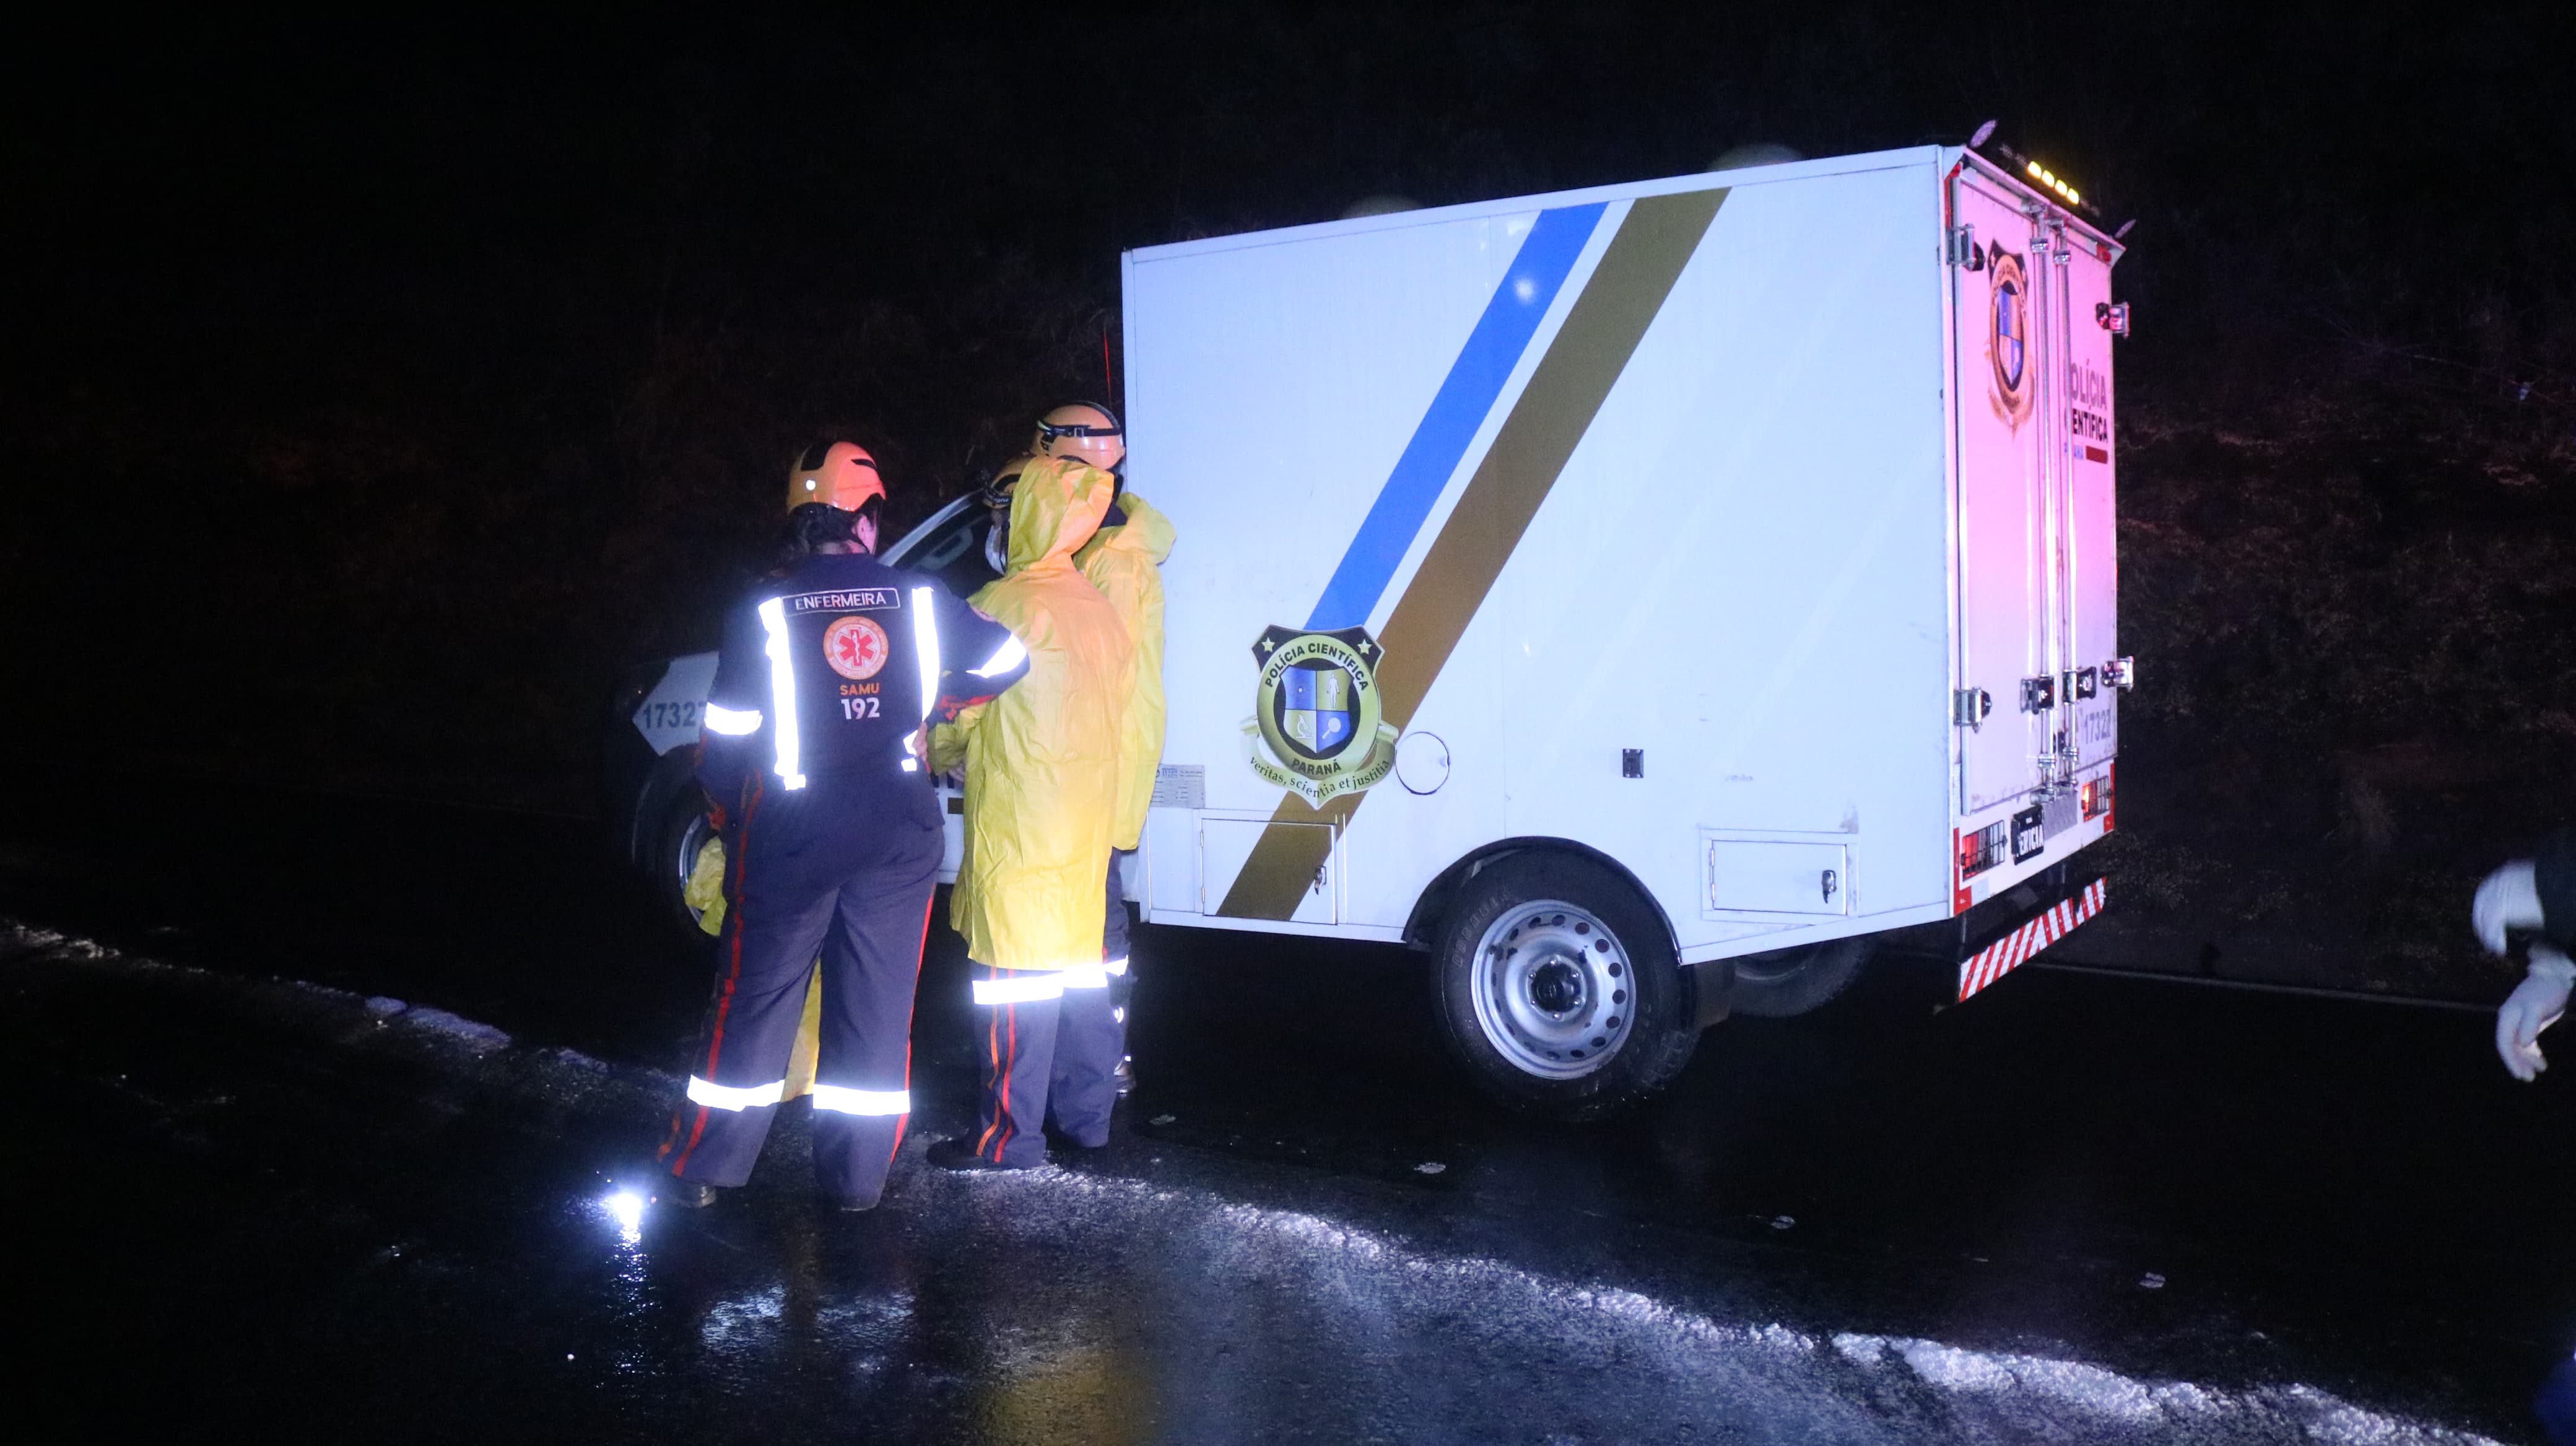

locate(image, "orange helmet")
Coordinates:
786 440 885 513
1032 403 1123 472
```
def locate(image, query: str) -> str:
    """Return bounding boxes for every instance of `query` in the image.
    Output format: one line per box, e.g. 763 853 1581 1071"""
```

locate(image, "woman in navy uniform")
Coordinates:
656 442 973 1211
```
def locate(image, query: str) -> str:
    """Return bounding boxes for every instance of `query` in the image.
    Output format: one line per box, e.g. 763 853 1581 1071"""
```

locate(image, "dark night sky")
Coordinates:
6 4 2574 801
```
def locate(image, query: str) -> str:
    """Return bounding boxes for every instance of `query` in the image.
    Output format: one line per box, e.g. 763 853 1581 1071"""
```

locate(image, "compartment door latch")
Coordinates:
1952 687 1993 731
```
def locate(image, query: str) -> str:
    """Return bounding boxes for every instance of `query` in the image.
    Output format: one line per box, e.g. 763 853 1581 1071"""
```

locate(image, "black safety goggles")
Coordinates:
1035 420 1121 443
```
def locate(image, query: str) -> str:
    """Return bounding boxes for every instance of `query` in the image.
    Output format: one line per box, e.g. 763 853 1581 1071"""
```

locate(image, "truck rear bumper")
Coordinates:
1956 877 2106 1003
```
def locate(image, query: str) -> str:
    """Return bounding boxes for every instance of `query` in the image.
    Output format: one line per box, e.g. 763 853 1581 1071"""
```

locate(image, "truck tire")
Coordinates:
1432 853 1697 1120
651 779 720 947
1726 937 1871 1018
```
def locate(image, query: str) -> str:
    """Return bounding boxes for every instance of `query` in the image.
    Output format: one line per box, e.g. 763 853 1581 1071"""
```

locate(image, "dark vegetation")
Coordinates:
6 5 2572 994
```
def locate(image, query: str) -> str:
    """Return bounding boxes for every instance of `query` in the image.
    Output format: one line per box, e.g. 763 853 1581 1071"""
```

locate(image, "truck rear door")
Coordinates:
1950 159 2120 816
2057 219 2120 778
1950 167 2052 814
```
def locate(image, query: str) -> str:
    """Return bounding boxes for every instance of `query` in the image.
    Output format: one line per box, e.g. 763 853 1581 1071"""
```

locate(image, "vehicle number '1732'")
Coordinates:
840 697 881 720
641 701 701 729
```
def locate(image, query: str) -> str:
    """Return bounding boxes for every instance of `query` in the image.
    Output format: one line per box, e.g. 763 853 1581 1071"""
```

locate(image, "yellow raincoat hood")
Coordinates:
931 457 1134 970
1074 491 1175 851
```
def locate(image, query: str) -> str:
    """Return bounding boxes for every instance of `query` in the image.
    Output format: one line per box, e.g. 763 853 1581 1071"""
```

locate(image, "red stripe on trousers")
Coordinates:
975 987 1004 1155
976 995 1019 1161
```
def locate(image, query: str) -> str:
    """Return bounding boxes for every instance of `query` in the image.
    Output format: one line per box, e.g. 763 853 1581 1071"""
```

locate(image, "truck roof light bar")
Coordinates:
2023 160 2079 205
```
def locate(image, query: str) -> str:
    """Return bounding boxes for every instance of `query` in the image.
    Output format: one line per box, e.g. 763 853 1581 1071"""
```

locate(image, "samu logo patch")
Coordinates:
1242 624 1398 805
823 616 889 681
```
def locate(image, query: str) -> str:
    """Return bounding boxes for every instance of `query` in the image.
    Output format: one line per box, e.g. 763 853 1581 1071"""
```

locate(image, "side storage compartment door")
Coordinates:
1200 817 1337 924
1705 838 1851 917
1951 172 2051 814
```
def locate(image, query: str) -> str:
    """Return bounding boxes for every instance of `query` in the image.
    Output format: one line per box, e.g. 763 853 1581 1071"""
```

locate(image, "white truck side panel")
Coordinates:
1475 160 1953 947
1129 149 1967 962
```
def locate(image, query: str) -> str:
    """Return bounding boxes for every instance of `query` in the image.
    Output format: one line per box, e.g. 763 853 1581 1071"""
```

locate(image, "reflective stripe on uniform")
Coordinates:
971 971 1066 1004
970 636 1027 677
910 585 942 720
703 703 764 736
755 598 807 790
811 1084 912 1116
686 1076 787 1111
1103 956 1129 976
1058 964 1110 990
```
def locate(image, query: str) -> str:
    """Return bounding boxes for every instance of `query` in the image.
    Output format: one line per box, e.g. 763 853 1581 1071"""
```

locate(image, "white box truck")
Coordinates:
609 142 2130 1116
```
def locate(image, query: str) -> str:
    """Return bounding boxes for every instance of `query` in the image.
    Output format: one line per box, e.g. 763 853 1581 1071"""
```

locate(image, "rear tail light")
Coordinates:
1959 821 2007 881
2081 766 2116 823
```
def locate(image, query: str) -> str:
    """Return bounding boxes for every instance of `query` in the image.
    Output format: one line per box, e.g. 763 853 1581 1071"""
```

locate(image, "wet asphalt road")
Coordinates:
4 778 2570 1443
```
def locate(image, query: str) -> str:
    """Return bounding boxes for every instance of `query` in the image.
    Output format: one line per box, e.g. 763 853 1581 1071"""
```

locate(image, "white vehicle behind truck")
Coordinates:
609 141 2130 1116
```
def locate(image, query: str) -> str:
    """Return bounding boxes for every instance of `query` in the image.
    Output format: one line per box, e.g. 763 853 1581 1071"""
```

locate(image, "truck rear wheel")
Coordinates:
1727 937 1871 1017
1432 853 1697 1120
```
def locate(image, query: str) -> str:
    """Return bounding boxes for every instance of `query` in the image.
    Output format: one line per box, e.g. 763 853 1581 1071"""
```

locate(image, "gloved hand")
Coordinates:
2474 860 2544 954
2497 945 2575 1082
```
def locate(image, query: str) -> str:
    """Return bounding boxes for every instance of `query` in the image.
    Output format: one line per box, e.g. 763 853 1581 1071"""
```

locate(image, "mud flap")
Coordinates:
1689 957 1735 1030
1956 877 2106 1003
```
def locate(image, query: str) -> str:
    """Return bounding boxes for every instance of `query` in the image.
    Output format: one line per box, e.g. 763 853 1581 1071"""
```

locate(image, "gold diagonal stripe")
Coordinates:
1218 186 1729 920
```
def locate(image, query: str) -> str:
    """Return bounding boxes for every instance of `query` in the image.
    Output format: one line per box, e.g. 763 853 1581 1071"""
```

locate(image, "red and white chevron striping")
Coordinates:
1956 878 2107 1003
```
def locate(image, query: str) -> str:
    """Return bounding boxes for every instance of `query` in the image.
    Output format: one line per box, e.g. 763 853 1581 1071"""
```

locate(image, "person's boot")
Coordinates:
656 1177 721 1209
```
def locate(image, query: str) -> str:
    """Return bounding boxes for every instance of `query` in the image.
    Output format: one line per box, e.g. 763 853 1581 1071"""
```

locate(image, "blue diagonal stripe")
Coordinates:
1304 202 1608 630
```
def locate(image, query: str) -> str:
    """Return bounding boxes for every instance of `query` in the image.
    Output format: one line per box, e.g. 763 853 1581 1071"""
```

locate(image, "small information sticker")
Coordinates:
1150 765 1205 809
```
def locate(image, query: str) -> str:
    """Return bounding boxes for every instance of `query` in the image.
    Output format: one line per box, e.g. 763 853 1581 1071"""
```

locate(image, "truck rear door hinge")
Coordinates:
1952 687 1993 731
2020 675 2056 713
1946 224 1983 269
2096 301 2131 336
2103 656 2137 690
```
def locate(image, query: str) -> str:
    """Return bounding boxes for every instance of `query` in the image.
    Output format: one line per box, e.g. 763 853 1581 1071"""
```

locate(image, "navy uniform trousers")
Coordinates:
967 849 1135 1165
660 777 942 1205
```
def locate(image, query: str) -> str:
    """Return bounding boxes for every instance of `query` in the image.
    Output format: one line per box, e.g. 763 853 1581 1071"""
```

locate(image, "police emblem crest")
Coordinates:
822 615 889 681
1242 624 1399 804
1986 242 2034 429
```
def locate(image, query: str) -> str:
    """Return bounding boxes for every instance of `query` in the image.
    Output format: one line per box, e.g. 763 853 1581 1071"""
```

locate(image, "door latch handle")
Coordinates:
1821 869 1839 904
2021 675 2057 713
1952 687 1993 731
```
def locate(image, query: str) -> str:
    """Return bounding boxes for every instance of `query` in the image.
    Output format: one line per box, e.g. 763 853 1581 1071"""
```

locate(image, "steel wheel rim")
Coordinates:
1469 900 1635 1079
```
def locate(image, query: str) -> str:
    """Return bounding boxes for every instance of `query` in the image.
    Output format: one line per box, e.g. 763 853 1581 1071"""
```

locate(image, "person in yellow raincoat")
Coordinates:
925 452 1134 1171
1033 403 1175 1110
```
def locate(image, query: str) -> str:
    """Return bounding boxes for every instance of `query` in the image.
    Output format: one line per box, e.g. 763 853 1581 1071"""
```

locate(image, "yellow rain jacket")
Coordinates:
929 456 1133 970
1074 491 1175 852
